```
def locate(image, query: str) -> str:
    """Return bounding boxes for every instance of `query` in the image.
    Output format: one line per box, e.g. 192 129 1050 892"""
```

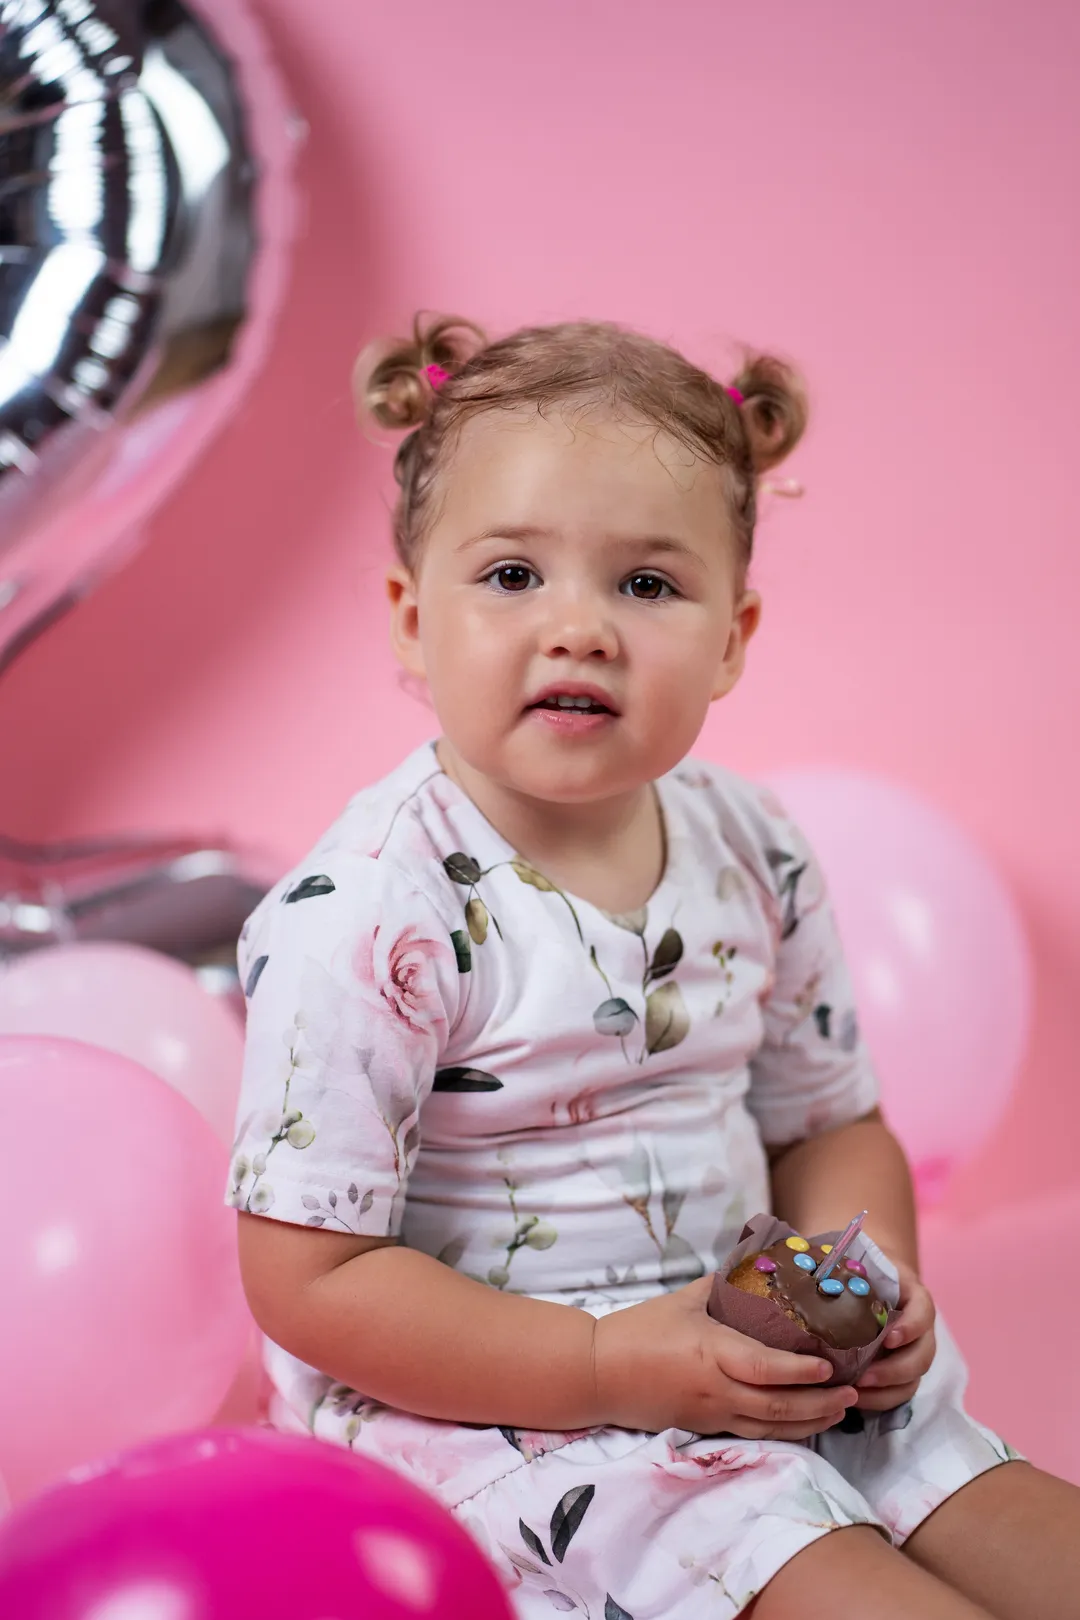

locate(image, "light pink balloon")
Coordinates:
0 944 244 1143
0 1036 250 1503
765 771 1032 1201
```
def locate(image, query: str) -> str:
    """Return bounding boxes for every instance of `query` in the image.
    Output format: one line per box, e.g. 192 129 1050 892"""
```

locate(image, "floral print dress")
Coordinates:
229 743 1014 1619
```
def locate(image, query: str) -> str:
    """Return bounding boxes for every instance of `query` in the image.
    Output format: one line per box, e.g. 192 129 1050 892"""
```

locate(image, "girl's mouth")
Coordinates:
525 689 617 734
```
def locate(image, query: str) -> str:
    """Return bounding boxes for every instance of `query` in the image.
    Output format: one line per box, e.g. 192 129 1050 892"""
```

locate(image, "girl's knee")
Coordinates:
745 1524 993 1620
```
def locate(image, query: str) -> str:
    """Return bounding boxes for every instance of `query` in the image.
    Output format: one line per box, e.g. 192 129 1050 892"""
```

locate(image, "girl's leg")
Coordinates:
902 1460 1080 1620
746 1526 993 1619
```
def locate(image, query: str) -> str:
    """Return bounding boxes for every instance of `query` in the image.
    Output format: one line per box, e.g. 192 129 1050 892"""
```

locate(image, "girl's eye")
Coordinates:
623 573 674 600
486 564 537 593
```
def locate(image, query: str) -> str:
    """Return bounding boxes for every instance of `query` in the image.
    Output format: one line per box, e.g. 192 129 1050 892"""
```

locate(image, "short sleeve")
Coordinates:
744 786 879 1148
227 853 463 1235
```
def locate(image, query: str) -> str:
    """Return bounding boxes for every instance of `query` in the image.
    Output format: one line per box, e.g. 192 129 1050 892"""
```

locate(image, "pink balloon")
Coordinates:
0 944 244 1143
0 1427 515 1620
0 1037 249 1503
765 771 1032 1200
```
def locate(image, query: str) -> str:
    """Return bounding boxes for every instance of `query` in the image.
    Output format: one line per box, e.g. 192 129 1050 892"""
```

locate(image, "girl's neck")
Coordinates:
435 739 666 914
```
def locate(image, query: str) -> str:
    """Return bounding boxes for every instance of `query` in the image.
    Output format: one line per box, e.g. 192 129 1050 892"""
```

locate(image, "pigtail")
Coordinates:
730 353 808 474
355 313 486 431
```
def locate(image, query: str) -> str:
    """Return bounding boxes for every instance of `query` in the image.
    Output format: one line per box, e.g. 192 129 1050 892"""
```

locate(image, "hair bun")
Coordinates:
355 313 487 431
731 352 808 474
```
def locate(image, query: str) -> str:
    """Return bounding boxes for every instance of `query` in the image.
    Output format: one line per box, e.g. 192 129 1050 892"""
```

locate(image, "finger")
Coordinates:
734 1383 858 1426
714 1330 832 1386
727 1411 852 1442
884 1298 933 1349
886 1281 935 1349
859 1336 935 1387
856 1380 921 1412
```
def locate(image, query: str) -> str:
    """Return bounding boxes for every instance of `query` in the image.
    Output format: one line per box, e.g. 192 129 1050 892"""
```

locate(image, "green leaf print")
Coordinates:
283 873 336 903
519 1520 552 1566
433 1067 504 1092
644 980 690 1054
544 1593 577 1611
606 1599 635 1620
814 1003 832 1039
604 907 648 935
437 1235 469 1268
592 997 638 1037
839 1009 859 1052
444 852 483 884
661 1184 687 1237
645 926 683 985
660 1231 705 1287
450 929 472 972
465 896 489 943
511 858 556 892
244 955 268 997
550 1484 595 1562
503 1546 544 1575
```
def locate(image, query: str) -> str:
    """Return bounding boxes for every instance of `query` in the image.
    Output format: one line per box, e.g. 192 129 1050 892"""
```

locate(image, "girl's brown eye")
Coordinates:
626 573 669 600
494 565 532 592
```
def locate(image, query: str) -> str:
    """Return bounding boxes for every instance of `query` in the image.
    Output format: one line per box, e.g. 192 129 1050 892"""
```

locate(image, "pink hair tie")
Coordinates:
425 362 450 389
726 385 744 405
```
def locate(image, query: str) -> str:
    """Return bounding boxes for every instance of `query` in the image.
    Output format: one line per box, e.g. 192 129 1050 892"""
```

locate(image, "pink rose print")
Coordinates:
355 922 451 1037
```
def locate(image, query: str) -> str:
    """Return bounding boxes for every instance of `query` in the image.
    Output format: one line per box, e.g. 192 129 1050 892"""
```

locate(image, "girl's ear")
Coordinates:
386 564 426 677
711 589 762 703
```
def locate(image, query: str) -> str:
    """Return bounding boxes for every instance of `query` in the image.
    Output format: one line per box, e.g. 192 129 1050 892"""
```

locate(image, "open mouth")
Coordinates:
530 694 613 715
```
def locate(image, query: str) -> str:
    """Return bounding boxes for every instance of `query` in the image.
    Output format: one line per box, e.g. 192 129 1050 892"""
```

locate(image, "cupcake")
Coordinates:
708 1214 900 1384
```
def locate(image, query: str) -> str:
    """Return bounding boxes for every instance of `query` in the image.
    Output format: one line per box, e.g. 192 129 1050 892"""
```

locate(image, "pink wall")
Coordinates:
1 0 1077 1452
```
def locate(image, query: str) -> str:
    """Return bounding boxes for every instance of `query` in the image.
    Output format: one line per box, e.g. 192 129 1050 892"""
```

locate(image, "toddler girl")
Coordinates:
230 316 1079 1620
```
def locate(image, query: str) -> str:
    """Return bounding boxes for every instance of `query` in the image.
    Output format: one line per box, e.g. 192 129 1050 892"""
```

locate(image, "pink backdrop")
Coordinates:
1 2 1077 1467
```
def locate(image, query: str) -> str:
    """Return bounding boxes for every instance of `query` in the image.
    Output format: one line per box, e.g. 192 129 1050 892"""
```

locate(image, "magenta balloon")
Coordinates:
0 1037 249 1502
764 771 1032 1197
0 1427 514 1620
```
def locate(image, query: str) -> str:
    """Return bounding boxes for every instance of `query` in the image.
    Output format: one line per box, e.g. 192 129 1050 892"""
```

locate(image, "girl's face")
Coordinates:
388 406 761 807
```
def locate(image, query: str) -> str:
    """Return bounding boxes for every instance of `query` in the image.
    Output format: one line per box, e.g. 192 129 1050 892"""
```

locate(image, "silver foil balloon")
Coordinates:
0 0 268 673
0 0 297 979
0 829 277 1006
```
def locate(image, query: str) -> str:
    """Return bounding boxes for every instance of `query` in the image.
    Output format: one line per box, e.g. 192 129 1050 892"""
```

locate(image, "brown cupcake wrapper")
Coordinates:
707 1213 901 1387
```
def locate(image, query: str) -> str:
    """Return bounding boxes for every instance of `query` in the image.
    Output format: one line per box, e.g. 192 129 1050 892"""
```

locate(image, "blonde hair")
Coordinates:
355 314 808 571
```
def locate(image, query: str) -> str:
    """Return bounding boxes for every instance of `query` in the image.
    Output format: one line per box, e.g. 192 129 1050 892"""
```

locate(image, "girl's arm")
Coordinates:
237 1212 846 1438
239 1214 599 1429
769 1108 937 1411
767 1107 919 1271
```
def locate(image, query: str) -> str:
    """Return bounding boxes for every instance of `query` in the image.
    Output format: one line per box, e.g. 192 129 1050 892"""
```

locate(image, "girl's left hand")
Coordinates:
855 1259 936 1411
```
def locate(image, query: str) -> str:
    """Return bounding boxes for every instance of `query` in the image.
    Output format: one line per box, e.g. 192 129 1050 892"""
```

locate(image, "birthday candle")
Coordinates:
814 1211 867 1287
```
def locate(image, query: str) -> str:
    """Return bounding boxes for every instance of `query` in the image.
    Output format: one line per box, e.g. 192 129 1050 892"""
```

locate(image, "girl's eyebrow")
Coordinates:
458 524 697 557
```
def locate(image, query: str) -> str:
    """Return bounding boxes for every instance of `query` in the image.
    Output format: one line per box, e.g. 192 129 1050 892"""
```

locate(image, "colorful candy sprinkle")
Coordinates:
847 1276 871 1296
874 1305 890 1328
753 1256 778 1273
819 1244 833 1254
846 1259 867 1277
819 1278 844 1296
793 1252 816 1271
785 1236 810 1253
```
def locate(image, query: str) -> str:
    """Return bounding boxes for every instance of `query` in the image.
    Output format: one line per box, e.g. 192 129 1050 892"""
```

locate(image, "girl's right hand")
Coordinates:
591 1274 857 1439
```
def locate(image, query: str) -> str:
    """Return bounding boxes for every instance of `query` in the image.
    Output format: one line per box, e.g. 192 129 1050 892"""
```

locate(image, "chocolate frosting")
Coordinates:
733 1239 887 1349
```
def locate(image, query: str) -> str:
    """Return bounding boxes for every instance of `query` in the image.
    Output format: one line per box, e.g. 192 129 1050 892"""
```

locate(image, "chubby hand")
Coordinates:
593 1274 858 1439
856 1258 936 1411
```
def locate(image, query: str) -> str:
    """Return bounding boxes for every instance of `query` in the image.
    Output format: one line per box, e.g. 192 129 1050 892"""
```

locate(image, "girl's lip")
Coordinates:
527 707 614 735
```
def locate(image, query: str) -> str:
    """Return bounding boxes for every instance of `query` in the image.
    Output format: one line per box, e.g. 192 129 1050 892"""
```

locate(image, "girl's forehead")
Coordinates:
439 405 727 529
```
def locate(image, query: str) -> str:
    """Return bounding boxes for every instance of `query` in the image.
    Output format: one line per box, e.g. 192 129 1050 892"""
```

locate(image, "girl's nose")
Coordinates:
539 589 619 662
